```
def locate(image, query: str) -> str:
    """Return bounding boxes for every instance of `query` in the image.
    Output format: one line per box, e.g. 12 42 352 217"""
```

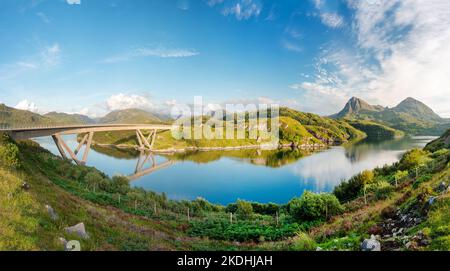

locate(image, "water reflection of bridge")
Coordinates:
129 152 174 181
2 124 175 180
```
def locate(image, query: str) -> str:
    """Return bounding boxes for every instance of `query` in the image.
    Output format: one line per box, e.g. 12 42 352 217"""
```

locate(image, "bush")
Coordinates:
109 175 130 195
236 200 253 219
291 232 317 251
0 142 20 168
334 170 375 202
288 192 343 222
367 181 394 200
84 171 107 191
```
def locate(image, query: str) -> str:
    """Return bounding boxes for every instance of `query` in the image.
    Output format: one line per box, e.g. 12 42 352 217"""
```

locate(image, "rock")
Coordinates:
446 186 450 194
428 196 437 206
65 223 89 239
361 235 381 251
21 182 31 190
45 205 58 221
436 182 447 192
65 240 81 251
316 247 323 251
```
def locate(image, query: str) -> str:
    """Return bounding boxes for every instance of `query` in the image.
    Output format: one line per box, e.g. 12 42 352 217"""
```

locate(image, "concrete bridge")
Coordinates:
2 124 173 167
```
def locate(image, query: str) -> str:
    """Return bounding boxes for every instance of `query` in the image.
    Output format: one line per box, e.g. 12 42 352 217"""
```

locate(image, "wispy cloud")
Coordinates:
102 45 199 63
41 43 61 67
311 0 344 29
208 0 262 21
66 0 81 5
291 0 450 117
0 43 61 81
36 12 50 23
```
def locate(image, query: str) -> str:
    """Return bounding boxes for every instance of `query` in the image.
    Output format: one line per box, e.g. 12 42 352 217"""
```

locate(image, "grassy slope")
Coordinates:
348 120 405 140
44 112 95 125
0 139 240 251
0 104 53 128
2 130 448 251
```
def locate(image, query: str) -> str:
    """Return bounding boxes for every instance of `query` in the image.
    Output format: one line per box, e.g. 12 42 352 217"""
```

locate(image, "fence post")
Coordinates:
187 208 190 221
230 212 233 224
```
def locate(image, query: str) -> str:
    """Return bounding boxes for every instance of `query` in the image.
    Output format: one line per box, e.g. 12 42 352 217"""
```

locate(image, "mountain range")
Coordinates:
331 97 449 135
1 96 448 137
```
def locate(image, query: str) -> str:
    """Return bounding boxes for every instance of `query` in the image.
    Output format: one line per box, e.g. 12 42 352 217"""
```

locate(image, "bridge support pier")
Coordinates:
52 132 94 166
135 129 157 151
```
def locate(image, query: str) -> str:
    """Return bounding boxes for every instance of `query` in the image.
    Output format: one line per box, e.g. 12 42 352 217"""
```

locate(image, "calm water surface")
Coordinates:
34 136 435 205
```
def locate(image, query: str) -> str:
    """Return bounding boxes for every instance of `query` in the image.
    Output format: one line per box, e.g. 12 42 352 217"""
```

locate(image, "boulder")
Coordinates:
45 205 58 221
65 223 89 239
361 235 381 251
21 182 31 190
436 182 447 192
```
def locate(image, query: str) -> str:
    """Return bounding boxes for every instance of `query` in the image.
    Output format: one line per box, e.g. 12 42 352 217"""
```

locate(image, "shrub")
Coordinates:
0 142 20 168
367 181 394 200
413 174 433 189
288 192 343 222
399 149 429 170
84 171 106 191
334 170 375 203
109 175 130 195
291 232 317 251
236 200 253 219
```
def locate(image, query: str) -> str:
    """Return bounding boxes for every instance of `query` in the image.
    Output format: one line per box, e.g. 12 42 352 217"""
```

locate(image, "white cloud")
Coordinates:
209 0 261 21
319 12 344 28
102 45 199 63
292 0 450 117
66 0 81 5
106 93 153 111
222 0 262 20
15 100 40 113
311 0 345 29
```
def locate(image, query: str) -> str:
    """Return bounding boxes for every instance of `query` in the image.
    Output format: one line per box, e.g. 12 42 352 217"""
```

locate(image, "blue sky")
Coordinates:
1 0 449 117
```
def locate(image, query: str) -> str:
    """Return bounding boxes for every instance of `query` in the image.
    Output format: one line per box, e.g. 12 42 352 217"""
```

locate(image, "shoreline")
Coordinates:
91 141 329 154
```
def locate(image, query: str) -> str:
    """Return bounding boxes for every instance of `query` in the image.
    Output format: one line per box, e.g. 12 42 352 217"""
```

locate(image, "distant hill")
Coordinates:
331 97 449 135
280 107 366 144
44 112 96 125
331 97 385 119
97 108 163 124
0 104 53 128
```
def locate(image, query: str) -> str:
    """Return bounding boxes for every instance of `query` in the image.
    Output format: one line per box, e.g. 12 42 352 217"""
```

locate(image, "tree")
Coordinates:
236 200 253 219
393 170 408 187
360 170 374 205
399 149 429 177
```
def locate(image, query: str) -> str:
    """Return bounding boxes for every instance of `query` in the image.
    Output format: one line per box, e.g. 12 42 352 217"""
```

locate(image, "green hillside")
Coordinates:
280 107 366 143
425 129 450 152
98 109 163 124
348 120 404 140
0 104 53 128
44 112 96 125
